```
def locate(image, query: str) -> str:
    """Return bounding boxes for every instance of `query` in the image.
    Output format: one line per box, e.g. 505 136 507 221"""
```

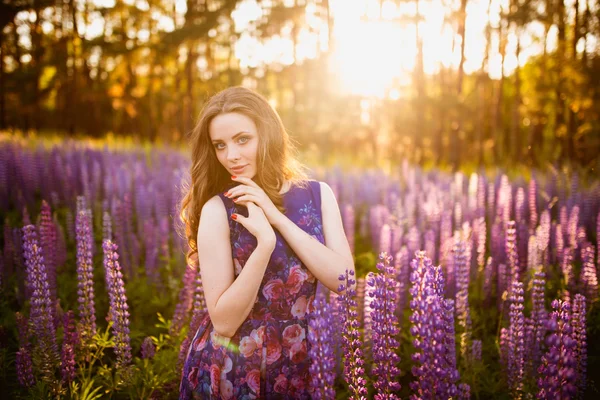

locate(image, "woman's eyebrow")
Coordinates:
211 131 252 143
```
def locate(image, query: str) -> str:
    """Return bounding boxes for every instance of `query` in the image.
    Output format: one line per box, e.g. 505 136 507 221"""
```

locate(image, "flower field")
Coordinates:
1 137 598 399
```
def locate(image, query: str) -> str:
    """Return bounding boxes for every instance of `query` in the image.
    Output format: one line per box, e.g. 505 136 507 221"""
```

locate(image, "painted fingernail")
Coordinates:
231 214 237 220
233 198 238 202
224 191 230 197
231 175 237 179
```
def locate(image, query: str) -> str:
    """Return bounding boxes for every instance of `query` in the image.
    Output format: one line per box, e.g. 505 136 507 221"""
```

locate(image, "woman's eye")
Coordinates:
215 143 225 150
238 136 249 144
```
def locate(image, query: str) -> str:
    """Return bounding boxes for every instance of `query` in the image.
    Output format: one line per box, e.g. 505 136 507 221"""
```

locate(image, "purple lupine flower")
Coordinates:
499 327 509 370
16 347 35 387
483 257 494 303
15 311 29 349
572 294 587 398
170 265 196 336
458 383 471 399
506 220 519 286
537 299 577 399
538 210 551 265
308 290 336 399
338 269 368 399
472 340 482 362
394 246 410 321
515 187 525 224
550 222 562 266
567 206 579 249
527 235 539 275
61 343 76 383
529 178 538 229
454 233 470 321
76 209 97 344
507 280 525 396
367 252 401 399
141 337 156 359
103 210 112 242
561 247 575 291
355 277 365 325
475 217 486 269
102 239 132 368
580 244 598 304
22 225 59 366
407 226 421 260
379 224 391 256
528 271 547 378
363 271 375 346
38 200 58 306
63 310 79 350
409 251 461 399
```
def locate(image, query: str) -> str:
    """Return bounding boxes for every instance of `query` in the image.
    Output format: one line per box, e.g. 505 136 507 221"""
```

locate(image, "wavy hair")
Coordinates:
177 86 310 268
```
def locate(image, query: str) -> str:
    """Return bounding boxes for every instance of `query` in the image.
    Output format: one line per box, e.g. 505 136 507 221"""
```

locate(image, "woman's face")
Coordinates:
209 112 259 179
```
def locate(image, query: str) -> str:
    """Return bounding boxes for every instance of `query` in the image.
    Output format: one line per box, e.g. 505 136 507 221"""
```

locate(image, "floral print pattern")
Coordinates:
180 180 324 399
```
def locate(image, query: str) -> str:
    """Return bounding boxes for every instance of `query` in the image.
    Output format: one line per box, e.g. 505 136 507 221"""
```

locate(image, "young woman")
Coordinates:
178 86 355 399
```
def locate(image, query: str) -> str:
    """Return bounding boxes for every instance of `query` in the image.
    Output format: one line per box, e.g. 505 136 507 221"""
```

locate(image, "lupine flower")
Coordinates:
63 310 79 350
170 264 196 336
529 178 538 229
102 239 132 368
103 210 112 241
475 217 486 269
379 224 391 256
61 343 76 383
141 337 156 359
308 291 336 399
472 340 482 362
363 271 375 346
458 383 471 399
394 246 410 321
537 299 577 399
579 244 598 304
16 347 35 387
76 209 97 344
409 251 461 399
22 225 59 368
15 311 29 349
367 252 401 399
507 280 525 397
528 271 547 378
572 294 587 398
338 269 368 399
561 247 575 291
506 221 519 286
483 257 494 303
515 187 525 224
38 200 57 305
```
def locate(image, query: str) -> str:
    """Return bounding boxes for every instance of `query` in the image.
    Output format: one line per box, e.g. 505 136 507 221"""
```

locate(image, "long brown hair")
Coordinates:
177 86 310 268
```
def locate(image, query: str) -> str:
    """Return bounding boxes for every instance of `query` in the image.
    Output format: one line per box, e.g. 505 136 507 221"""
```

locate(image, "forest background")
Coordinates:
1 0 599 177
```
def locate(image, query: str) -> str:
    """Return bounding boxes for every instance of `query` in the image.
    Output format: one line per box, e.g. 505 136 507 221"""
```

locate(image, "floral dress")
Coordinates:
180 180 325 400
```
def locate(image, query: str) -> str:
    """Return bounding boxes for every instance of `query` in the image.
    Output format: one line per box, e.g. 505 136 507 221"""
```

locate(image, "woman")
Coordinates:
178 86 354 399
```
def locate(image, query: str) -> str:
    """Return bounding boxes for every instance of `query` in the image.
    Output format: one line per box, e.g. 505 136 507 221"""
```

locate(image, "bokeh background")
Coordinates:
2 0 600 172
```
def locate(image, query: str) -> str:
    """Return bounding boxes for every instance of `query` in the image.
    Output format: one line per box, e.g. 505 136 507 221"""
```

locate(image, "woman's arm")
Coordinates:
197 196 276 338
272 181 355 294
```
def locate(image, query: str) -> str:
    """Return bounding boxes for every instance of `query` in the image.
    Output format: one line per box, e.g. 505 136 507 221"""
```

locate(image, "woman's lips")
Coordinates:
231 165 247 173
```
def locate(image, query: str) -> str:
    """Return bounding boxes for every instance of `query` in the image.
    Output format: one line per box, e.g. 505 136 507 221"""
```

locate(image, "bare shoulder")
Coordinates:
318 181 338 210
198 195 229 236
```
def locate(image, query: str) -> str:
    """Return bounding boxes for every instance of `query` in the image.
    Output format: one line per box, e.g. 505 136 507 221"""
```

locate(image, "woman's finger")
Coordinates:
231 176 260 189
234 194 260 206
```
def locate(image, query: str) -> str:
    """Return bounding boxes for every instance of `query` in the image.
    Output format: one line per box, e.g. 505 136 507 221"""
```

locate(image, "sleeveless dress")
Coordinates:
179 180 325 400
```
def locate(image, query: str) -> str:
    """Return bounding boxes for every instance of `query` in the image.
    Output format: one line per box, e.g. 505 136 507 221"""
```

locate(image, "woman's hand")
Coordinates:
231 202 276 247
225 176 284 226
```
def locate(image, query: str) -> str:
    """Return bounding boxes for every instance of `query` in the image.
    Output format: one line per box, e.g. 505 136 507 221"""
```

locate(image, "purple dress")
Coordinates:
179 180 325 399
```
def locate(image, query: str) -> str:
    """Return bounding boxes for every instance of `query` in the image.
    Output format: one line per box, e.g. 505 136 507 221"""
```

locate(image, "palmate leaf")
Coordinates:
70 378 103 400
